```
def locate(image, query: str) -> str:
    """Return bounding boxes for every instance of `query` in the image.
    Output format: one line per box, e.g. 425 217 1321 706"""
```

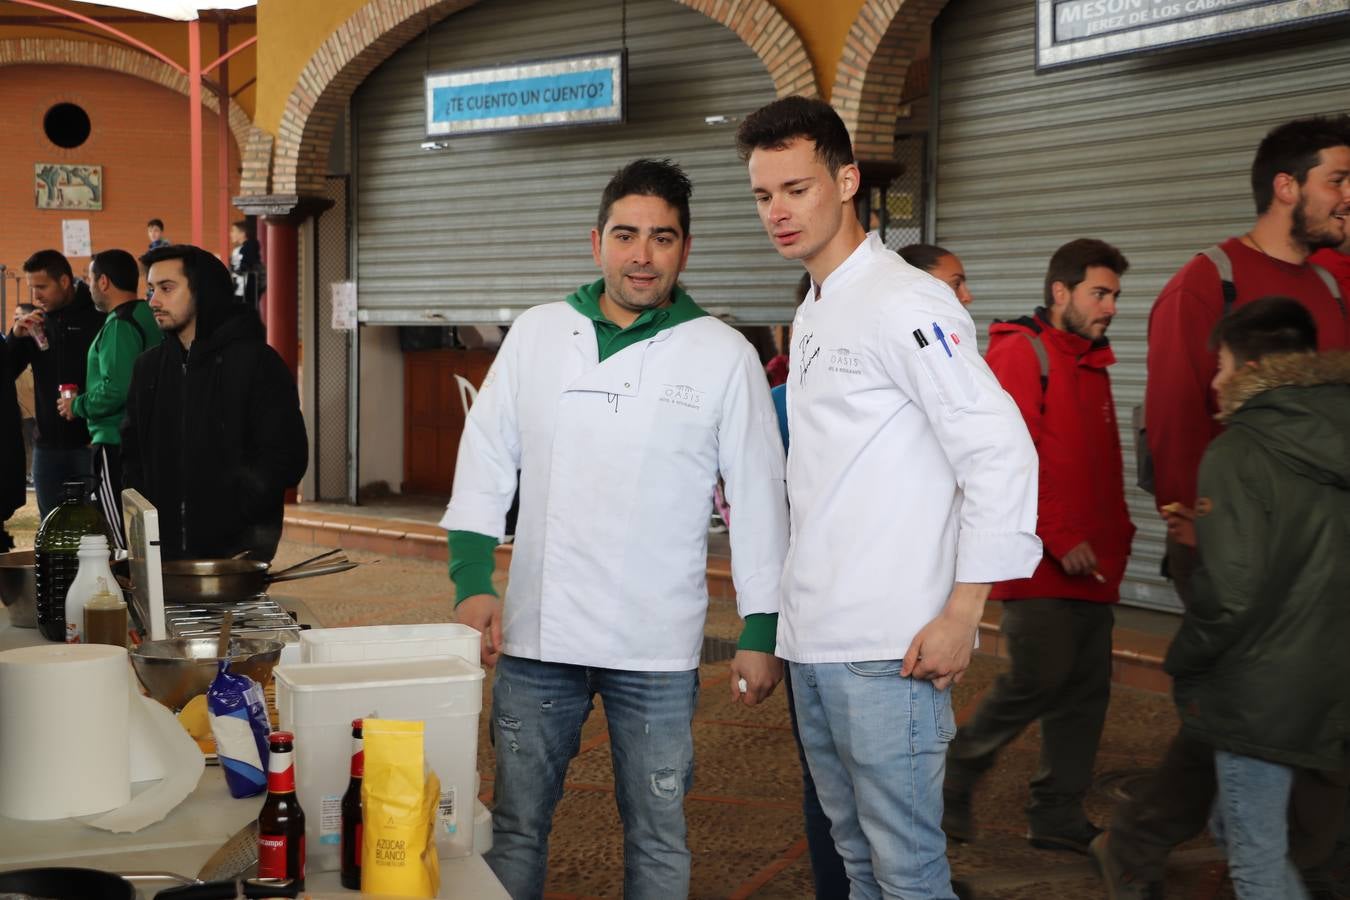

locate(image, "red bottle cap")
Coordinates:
351 718 362 729
58 383 78 392
268 731 294 745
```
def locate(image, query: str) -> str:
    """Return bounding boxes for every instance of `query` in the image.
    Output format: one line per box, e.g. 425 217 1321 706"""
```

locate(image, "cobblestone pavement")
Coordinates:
265 539 1245 900
4 497 1238 898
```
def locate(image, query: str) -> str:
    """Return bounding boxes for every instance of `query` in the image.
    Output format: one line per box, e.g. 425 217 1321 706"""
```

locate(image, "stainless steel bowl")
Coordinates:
129 637 284 711
0 549 37 629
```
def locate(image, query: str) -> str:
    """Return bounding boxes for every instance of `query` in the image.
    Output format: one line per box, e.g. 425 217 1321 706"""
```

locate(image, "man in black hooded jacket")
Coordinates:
8 249 103 518
123 244 307 561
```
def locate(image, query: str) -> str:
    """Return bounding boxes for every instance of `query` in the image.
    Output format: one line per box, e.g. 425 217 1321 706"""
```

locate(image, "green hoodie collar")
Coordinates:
565 277 708 361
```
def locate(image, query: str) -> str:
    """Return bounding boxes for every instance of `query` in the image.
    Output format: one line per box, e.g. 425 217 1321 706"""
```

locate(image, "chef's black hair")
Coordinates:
597 158 692 238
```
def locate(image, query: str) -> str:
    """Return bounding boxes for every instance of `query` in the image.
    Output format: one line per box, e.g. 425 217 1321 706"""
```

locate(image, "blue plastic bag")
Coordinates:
207 660 272 798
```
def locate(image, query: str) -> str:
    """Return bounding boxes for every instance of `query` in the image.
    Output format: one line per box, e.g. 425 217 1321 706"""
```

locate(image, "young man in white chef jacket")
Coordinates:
738 97 1041 899
442 158 790 900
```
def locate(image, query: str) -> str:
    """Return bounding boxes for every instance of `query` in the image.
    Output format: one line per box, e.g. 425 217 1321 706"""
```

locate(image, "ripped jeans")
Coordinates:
486 654 699 899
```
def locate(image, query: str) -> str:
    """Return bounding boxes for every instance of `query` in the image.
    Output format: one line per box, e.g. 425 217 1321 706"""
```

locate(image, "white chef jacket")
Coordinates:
778 233 1041 664
440 301 789 671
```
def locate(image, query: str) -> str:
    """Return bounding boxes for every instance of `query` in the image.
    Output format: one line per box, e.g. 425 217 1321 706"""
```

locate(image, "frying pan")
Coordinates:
160 550 358 604
0 867 135 899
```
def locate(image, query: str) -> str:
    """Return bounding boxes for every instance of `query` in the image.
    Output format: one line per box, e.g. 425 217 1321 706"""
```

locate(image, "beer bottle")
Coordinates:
257 731 305 889
340 718 364 890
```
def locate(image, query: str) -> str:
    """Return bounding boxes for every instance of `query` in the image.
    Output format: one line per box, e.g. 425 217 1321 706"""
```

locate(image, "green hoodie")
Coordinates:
72 299 162 445
448 280 778 654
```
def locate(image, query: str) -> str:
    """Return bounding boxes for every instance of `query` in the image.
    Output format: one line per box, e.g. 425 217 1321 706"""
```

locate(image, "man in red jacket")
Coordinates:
1146 116 1350 579
1095 116 1350 900
943 239 1135 854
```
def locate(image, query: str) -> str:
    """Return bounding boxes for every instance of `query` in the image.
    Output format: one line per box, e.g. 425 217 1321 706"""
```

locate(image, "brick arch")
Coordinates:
261 0 815 198
832 0 950 161
0 38 251 153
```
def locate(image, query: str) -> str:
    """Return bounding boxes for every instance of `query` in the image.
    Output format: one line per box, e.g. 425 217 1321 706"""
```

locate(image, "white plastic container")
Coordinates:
64 534 115 644
299 623 480 666
274 655 484 873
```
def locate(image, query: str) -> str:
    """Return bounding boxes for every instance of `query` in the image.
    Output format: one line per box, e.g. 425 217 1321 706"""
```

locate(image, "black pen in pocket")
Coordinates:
912 328 929 349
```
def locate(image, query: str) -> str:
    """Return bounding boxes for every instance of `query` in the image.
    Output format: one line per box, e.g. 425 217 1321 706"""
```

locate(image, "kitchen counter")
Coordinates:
0 605 508 898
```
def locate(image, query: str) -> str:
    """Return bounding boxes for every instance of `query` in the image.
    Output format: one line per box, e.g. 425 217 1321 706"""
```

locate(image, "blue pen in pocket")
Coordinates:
932 322 953 357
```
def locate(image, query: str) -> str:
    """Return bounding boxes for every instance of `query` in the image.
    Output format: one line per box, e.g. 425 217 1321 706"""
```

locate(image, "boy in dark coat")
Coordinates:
1164 297 1350 899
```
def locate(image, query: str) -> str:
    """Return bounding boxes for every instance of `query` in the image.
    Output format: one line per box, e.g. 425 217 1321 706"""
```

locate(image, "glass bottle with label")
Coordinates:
34 480 109 642
340 718 364 889
258 731 306 889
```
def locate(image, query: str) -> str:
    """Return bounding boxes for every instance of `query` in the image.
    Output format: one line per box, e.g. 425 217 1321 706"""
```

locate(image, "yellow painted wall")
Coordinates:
254 0 866 133
0 3 257 116
255 0 370 133
773 0 866 98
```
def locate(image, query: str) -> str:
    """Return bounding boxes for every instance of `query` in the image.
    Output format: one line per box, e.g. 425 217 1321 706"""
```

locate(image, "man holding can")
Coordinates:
445 158 789 899
7 249 103 518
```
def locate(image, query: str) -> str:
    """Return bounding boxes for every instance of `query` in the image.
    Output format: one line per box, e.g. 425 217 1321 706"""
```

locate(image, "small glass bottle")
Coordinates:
340 718 364 889
258 731 306 889
83 577 128 647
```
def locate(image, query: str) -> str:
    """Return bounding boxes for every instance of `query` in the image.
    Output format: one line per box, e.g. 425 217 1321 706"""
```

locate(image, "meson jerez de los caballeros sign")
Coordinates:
1036 0 1350 70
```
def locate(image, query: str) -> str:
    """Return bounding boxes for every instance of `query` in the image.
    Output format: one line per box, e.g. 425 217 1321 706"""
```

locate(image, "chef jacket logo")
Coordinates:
827 347 862 375
797 331 818 386
660 383 703 411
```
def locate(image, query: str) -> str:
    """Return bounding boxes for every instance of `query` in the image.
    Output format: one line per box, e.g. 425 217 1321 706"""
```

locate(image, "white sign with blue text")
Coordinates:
425 51 625 138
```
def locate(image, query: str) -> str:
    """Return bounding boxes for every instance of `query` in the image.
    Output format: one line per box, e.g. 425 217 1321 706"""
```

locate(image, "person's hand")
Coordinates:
455 594 504 667
1059 541 1099 576
902 610 978 690
56 394 76 421
1161 503 1196 548
729 650 783 706
11 308 40 337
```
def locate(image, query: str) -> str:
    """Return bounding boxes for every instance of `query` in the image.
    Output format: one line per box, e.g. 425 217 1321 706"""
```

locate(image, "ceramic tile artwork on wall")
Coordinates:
34 164 103 211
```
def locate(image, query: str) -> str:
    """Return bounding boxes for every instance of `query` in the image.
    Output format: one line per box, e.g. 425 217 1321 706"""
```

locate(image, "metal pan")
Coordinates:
160 556 358 604
0 866 136 899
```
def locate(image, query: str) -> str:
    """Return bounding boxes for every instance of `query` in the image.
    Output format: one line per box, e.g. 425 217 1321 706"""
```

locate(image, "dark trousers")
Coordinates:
1110 540 1350 883
946 598 1115 832
782 667 849 900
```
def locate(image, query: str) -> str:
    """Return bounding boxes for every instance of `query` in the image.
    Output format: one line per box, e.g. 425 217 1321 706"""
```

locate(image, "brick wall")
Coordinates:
0 64 242 289
255 0 816 199
833 0 950 161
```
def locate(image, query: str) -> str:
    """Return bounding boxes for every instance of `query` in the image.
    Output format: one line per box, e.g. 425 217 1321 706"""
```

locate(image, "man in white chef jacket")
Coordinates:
738 97 1041 899
442 158 789 900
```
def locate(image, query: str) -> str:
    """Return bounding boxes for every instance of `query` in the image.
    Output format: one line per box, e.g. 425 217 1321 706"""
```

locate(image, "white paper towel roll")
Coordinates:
0 643 132 820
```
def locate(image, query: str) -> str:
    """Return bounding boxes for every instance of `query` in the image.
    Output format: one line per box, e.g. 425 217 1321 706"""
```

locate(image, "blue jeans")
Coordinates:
790 660 958 900
486 654 699 900
1211 750 1310 900
783 667 850 899
32 445 93 521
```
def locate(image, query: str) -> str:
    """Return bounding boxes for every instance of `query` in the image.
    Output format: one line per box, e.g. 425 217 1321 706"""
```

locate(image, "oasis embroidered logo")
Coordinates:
827 347 862 375
660 383 704 411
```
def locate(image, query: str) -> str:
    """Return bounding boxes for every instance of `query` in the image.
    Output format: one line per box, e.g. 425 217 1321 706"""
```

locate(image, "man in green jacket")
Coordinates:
1161 297 1350 899
58 249 161 548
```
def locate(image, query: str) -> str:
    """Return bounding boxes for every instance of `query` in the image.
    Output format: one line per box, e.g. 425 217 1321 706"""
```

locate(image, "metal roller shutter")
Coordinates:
933 0 1350 611
351 0 797 326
